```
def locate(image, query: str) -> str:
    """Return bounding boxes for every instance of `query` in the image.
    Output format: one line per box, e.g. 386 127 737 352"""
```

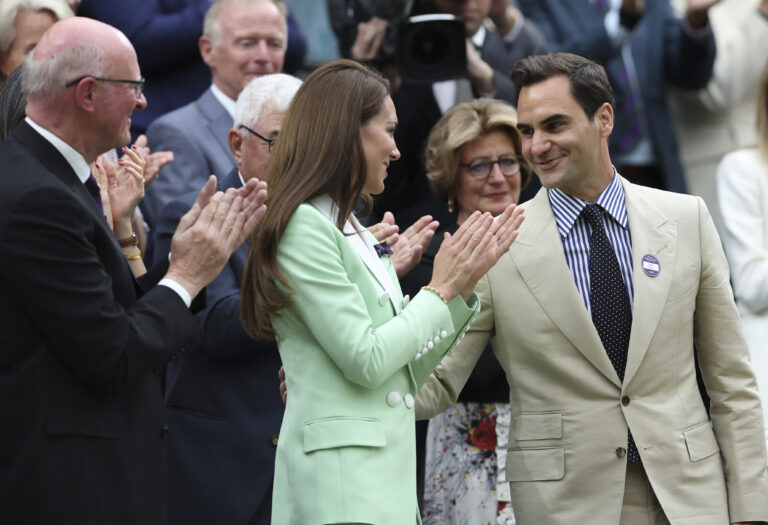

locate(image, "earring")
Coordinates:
447 196 455 213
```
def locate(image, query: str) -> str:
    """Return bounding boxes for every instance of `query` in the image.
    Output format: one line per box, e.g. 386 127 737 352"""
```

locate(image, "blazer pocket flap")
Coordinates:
683 421 720 462
46 408 124 439
303 417 386 453
506 447 565 481
513 412 563 440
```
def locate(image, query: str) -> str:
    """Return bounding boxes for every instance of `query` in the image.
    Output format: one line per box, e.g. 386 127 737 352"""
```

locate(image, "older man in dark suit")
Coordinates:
0 16 266 525
154 72 301 525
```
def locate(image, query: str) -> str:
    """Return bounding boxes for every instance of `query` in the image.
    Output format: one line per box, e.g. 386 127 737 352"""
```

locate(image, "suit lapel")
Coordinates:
308 195 401 314
622 180 676 386
512 190 622 387
15 122 116 239
198 89 235 166
356 227 401 314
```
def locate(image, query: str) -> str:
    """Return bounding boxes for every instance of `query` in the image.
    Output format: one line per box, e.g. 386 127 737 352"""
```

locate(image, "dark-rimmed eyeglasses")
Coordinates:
64 75 146 97
459 154 523 180
239 124 276 152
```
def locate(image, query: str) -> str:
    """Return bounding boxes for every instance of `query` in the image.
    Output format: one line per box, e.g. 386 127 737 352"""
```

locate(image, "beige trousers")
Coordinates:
619 461 671 525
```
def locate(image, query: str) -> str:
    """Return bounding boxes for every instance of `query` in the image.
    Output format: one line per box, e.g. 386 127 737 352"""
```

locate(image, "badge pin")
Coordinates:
641 254 660 277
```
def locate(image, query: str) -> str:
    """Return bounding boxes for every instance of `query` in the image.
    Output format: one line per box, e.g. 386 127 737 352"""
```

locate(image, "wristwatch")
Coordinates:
118 231 139 248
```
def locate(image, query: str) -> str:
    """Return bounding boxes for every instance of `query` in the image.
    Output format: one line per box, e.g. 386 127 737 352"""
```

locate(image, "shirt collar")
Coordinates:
471 24 486 49
548 168 629 238
210 84 236 120
25 116 91 184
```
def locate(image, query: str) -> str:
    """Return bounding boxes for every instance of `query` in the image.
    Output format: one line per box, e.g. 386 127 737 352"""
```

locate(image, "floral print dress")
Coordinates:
422 402 516 525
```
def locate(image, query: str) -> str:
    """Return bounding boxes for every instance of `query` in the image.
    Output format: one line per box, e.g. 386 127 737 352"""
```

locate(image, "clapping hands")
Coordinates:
429 203 525 302
369 212 439 278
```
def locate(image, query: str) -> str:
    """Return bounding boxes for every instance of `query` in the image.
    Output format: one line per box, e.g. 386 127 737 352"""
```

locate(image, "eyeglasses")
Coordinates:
459 154 523 180
239 124 276 152
64 75 146 97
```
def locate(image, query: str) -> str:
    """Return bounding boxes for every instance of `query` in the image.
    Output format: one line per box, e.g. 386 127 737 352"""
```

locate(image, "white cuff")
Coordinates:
158 278 192 307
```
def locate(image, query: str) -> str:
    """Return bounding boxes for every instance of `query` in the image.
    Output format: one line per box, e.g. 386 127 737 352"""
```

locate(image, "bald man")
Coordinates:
0 17 266 525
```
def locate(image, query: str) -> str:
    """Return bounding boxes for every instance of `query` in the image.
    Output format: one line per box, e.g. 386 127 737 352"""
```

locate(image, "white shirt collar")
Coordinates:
210 84 236 120
25 117 91 184
471 24 486 49
308 194 401 313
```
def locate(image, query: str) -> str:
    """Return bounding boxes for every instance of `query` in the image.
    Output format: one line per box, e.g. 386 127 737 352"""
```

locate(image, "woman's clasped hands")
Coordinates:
428 203 524 302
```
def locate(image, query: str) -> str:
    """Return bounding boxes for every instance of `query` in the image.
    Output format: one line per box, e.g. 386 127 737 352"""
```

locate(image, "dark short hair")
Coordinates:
510 52 614 120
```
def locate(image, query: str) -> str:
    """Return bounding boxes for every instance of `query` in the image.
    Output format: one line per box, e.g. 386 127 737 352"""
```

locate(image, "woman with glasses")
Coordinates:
410 98 530 524
239 59 524 525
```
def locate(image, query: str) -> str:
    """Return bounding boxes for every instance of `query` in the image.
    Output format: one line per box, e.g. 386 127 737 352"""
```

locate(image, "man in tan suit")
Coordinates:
416 53 768 524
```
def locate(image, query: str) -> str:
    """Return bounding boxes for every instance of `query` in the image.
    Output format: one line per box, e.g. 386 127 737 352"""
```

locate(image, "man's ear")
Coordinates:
596 101 613 138
229 128 243 160
73 79 98 113
200 35 215 69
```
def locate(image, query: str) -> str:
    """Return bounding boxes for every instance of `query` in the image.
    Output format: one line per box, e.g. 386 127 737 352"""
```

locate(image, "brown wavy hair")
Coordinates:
425 98 530 207
240 59 389 339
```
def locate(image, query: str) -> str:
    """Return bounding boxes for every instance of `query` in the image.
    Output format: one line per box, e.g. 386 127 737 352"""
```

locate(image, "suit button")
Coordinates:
616 447 627 458
160 423 170 438
403 393 414 409
379 291 390 305
386 391 401 407
271 434 279 446
622 396 630 406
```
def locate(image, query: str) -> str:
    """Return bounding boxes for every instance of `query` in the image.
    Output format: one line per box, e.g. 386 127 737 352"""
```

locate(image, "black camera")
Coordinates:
395 14 467 84
333 0 468 84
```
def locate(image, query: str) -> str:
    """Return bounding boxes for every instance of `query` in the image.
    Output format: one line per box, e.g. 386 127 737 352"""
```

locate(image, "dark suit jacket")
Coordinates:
154 168 282 525
372 22 547 229
518 0 717 193
0 121 198 525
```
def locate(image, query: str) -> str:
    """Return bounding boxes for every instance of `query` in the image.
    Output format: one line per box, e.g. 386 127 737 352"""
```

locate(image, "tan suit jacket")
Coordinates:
417 178 768 524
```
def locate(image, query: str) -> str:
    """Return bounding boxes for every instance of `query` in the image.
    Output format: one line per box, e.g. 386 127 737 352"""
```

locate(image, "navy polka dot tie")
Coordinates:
582 203 639 463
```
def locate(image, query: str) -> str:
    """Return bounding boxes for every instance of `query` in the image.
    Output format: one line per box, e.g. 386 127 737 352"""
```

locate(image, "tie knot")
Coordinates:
581 203 604 228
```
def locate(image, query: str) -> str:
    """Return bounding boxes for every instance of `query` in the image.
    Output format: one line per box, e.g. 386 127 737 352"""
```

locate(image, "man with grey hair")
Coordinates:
0 17 267 525
154 72 301 525
144 0 287 228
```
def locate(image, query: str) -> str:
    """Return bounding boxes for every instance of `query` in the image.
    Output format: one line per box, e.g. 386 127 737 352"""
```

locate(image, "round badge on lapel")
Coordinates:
641 254 660 277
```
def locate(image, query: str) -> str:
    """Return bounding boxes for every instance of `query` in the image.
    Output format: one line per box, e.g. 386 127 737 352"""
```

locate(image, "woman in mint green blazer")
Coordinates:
240 59 524 525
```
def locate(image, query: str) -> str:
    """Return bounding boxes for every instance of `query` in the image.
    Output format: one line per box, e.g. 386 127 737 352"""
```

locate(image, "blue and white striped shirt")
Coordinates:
548 173 634 315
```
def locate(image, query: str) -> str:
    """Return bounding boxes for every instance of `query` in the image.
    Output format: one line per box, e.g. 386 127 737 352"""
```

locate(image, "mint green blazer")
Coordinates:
270 198 479 525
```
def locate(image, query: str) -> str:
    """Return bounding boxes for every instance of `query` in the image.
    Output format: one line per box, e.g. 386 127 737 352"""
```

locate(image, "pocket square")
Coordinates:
373 242 393 257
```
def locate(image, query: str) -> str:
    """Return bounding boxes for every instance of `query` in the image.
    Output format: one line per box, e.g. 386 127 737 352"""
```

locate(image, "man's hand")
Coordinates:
488 0 516 37
465 40 495 95
686 0 721 29
351 16 388 61
165 176 267 299
621 0 645 13
368 212 399 246
388 214 438 278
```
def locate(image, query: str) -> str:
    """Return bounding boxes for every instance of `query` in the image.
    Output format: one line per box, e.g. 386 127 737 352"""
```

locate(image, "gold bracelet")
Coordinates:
422 285 448 304
124 249 142 261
